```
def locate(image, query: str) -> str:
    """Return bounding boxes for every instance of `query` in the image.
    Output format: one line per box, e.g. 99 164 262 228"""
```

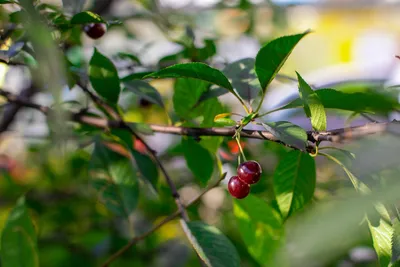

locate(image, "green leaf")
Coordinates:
144 63 236 95
89 139 139 217
196 87 228 105
367 217 393 267
191 39 217 61
123 80 164 108
182 221 240 267
273 150 316 219
222 58 261 104
70 11 105 24
110 129 158 193
121 71 153 82
173 78 209 119
321 152 394 267
234 195 284 265
131 150 159 191
1 197 39 267
116 52 141 64
89 49 121 103
0 0 19 4
198 97 225 127
296 72 327 131
255 31 309 92
182 137 214 185
392 218 400 264
281 89 399 114
262 121 308 150
199 136 224 154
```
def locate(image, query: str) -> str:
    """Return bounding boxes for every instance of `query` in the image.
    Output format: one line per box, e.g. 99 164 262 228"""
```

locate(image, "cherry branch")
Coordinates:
101 173 227 267
0 88 398 146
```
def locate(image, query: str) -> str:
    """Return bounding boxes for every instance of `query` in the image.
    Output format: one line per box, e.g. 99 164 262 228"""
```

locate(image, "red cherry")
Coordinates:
237 160 262 184
84 23 107 39
228 176 250 199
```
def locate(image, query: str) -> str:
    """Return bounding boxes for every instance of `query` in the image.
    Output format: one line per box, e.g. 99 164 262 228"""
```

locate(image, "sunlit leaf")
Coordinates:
273 150 316 219
234 195 284 265
89 48 121 103
145 63 236 96
173 78 209 119
70 11 105 24
255 31 309 93
368 217 392 267
214 117 237 127
280 89 399 114
296 72 326 131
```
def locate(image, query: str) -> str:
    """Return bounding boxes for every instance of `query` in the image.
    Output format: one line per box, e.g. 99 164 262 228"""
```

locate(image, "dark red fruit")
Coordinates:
84 23 107 39
228 176 250 199
237 160 262 184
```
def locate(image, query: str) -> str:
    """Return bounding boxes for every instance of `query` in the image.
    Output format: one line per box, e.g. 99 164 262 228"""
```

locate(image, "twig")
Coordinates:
124 123 190 221
76 81 120 120
0 89 48 113
74 80 190 221
101 173 226 267
0 85 38 133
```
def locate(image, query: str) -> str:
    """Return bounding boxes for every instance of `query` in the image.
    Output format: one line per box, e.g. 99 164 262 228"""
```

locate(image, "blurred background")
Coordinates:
0 0 400 266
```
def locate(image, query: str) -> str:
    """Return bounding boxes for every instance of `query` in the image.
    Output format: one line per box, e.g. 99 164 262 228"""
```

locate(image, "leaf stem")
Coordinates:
257 106 288 118
235 135 247 162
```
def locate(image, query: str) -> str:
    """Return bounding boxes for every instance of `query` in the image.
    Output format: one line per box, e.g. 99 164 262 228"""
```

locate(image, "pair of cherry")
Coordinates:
228 161 262 199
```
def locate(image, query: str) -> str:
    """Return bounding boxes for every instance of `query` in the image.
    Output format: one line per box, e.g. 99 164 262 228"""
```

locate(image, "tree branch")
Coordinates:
100 173 226 267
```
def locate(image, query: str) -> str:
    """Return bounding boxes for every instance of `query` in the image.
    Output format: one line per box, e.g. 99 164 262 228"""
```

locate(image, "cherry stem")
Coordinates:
235 135 247 162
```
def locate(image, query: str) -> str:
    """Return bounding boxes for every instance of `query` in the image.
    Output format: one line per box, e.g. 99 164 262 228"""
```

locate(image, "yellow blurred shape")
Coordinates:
95 202 110 217
0 207 11 234
149 79 174 95
153 216 183 241
0 38 11 50
277 5 400 74
215 9 250 37
123 110 143 122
